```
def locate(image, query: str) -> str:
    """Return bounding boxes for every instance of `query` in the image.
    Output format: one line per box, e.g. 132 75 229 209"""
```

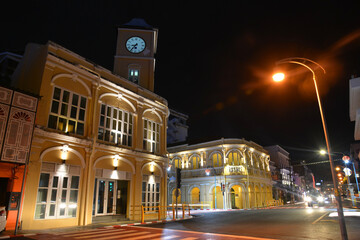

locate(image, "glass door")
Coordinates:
94 179 116 216
97 180 105 215
107 181 115 214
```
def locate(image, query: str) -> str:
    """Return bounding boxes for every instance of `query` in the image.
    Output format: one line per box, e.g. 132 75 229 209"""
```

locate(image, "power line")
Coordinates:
292 158 343 167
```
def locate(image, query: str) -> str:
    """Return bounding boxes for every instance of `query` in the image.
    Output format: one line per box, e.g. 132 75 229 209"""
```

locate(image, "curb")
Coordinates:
0 233 36 239
111 215 193 227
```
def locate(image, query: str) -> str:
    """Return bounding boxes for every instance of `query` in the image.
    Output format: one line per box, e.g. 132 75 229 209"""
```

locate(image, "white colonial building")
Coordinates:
167 138 273 209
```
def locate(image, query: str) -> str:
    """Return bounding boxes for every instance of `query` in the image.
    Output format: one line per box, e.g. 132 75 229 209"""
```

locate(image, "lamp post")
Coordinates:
273 57 348 240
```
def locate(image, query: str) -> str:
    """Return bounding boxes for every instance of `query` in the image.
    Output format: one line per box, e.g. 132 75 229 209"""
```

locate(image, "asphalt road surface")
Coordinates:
4 205 360 239
145 206 360 240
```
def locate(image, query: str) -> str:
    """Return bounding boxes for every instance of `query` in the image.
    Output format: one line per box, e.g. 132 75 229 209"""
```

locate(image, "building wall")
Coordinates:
167 109 189 145
168 139 273 209
350 76 360 140
13 41 169 230
0 86 38 230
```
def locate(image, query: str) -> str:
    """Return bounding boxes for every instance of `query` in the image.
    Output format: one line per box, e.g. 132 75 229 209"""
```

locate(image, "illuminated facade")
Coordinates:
350 75 360 140
168 139 273 209
11 19 169 230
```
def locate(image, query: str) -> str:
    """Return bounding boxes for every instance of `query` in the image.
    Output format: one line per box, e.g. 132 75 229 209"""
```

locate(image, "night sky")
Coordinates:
2 1 360 181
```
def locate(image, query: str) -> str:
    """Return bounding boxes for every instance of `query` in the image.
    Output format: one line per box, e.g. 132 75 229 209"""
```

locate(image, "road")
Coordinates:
145 206 360 240
4 204 360 239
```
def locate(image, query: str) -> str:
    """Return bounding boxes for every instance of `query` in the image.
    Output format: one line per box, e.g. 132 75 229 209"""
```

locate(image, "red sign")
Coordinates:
342 155 350 161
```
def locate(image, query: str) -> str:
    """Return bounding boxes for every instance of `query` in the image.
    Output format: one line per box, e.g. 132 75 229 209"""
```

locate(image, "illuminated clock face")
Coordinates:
126 37 146 53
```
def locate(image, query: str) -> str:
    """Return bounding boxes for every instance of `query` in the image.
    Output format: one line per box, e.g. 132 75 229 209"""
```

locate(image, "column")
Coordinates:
160 113 167 155
80 149 91 226
132 160 143 221
200 184 206 208
135 103 144 151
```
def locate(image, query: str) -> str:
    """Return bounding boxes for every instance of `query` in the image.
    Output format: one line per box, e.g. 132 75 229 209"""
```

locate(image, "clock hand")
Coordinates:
130 43 138 51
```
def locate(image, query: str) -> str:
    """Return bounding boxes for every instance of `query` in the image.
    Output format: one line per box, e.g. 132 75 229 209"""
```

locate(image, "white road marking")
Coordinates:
98 231 150 240
60 228 123 237
74 230 137 239
312 212 329 224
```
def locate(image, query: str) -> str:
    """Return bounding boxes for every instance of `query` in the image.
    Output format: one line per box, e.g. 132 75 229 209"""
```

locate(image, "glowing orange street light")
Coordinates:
272 57 347 240
335 166 341 171
272 72 285 82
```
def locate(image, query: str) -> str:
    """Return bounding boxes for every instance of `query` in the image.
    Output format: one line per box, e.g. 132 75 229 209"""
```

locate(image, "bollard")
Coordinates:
141 205 144 224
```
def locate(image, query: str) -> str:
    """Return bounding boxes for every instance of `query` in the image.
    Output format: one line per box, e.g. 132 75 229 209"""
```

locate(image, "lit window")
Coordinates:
228 152 241 165
173 158 182 169
190 155 201 169
98 104 133 147
212 153 222 167
35 165 80 219
128 68 139 84
48 87 86 135
143 118 160 153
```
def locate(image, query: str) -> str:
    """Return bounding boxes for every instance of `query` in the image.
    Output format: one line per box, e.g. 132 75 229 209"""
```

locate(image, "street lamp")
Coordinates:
272 57 348 240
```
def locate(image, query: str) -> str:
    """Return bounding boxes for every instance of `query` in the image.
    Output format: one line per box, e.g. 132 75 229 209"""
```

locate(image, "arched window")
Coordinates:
212 153 222 167
48 86 87 135
173 158 182 169
228 151 241 166
190 155 201 169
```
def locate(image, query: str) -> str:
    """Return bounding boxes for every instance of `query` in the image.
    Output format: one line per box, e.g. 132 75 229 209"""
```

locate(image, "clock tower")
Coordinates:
114 18 158 92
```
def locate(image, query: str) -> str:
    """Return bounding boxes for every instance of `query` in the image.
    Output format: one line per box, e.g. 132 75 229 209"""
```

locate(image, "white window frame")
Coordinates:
141 175 160 211
48 86 87 135
143 118 160 153
98 104 133 147
35 166 80 219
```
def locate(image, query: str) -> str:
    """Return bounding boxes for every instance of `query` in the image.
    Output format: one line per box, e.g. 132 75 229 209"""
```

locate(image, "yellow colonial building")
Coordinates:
11 19 169 230
168 138 273 209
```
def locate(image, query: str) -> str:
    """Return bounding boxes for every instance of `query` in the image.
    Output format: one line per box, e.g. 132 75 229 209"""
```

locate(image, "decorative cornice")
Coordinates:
33 127 92 147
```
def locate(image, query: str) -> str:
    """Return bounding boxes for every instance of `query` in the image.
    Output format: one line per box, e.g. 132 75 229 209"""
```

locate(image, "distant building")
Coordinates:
167 109 188 145
349 75 360 193
264 145 300 203
168 138 273 209
0 52 22 86
350 75 360 141
293 161 316 193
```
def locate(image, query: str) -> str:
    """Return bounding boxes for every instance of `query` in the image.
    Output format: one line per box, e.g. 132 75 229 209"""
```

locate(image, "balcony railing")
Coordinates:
169 166 271 179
